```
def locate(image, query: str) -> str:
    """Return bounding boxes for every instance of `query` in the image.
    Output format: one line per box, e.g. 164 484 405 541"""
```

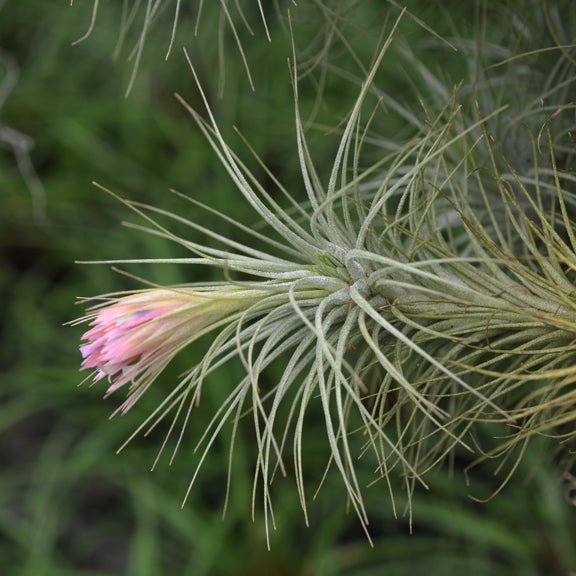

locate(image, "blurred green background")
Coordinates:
1 1 575 575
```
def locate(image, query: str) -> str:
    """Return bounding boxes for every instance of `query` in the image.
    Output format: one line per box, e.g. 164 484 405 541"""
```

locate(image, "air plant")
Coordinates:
76 2 576 541
70 0 274 95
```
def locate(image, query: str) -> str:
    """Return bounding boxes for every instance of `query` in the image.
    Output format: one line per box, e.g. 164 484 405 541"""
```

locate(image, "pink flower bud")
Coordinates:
79 288 255 412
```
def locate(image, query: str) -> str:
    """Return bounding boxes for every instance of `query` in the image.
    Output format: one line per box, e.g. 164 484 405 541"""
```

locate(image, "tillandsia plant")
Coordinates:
68 0 452 95
70 0 275 95
75 2 576 541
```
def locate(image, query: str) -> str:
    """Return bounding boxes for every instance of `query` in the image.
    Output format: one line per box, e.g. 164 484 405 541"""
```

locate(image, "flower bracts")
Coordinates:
80 287 265 413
